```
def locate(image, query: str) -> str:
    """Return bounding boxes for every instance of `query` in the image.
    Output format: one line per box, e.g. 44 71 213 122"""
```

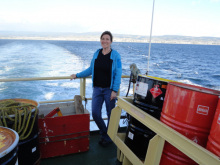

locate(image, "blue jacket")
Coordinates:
76 49 122 92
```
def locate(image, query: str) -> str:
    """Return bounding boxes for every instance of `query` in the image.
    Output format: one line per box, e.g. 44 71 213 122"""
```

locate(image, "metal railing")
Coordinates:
108 96 220 165
0 75 130 122
0 75 130 104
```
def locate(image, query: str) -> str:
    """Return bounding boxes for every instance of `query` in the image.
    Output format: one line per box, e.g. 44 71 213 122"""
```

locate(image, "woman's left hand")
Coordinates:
110 91 117 100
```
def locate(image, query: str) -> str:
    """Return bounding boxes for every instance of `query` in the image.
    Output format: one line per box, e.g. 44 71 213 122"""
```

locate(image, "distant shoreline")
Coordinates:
1 32 220 45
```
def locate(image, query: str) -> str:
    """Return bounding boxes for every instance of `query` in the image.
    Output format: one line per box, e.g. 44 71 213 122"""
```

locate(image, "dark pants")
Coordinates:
92 87 116 142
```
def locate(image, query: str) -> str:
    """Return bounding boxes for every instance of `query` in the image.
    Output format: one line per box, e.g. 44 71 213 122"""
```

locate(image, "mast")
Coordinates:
146 0 155 75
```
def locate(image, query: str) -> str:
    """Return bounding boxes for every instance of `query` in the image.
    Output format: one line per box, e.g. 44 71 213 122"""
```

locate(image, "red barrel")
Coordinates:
160 82 220 165
206 96 220 157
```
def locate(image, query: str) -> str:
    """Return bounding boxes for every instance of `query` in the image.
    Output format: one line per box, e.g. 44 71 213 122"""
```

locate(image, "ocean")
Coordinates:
0 39 220 129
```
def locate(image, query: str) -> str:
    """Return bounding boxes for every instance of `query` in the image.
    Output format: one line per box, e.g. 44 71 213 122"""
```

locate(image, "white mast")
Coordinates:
146 0 155 75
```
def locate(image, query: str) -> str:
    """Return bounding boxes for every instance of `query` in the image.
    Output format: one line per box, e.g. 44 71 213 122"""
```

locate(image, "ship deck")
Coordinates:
40 130 123 165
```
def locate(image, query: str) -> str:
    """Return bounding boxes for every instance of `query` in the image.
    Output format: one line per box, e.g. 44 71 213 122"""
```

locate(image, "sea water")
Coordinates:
0 39 220 129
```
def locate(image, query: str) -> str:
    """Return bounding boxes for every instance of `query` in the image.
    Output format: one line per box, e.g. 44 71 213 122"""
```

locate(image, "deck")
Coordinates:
40 130 123 165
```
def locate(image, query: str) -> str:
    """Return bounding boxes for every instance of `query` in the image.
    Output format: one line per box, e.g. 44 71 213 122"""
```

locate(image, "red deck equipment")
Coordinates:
45 107 63 118
160 82 220 165
206 96 220 157
38 102 90 158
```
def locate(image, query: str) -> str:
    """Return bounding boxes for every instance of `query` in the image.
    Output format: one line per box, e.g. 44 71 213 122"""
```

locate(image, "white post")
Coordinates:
146 0 156 75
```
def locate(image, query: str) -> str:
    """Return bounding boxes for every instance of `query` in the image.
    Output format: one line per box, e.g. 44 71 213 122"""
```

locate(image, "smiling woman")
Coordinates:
71 31 122 147
100 32 113 54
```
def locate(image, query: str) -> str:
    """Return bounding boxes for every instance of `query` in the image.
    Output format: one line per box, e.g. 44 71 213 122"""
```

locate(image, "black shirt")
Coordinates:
94 49 113 88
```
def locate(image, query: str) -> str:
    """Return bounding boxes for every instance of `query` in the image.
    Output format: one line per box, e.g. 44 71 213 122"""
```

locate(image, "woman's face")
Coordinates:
101 34 112 49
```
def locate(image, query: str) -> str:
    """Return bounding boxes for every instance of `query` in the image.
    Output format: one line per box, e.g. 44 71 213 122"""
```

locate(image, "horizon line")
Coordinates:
0 31 220 38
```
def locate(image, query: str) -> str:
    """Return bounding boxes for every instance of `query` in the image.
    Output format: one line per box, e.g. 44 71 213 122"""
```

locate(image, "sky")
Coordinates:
0 0 220 37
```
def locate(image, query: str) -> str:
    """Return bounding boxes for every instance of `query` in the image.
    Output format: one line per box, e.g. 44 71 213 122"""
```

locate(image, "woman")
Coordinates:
71 31 122 147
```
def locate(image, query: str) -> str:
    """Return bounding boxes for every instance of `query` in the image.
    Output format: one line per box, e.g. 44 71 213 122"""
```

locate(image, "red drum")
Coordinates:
206 96 220 157
160 82 220 165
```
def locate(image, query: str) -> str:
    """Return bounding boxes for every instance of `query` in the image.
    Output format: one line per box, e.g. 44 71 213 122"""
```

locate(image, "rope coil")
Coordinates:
0 100 38 140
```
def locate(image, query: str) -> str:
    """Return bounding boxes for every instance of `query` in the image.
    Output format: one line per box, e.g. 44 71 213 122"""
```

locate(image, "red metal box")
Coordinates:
38 102 90 158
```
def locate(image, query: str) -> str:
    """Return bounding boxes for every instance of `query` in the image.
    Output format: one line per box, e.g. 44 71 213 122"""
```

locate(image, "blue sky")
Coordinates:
0 0 220 37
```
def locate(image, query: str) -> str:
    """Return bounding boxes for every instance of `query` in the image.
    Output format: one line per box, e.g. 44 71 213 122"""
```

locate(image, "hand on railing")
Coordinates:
70 74 77 80
110 91 117 100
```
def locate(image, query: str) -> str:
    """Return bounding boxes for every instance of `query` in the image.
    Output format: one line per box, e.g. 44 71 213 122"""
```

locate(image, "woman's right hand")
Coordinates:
70 74 77 80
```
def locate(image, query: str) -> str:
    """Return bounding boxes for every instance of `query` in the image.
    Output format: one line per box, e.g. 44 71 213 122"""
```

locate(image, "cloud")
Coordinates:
211 0 219 2
0 4 151 35
191 1 201 5
0 22 89 33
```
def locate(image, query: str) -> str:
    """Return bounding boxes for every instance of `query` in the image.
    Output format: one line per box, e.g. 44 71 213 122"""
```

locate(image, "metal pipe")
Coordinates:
0 76 87 82
90 115 126 121
0 75 130 82
39 98 92 104
90 118 108 121
146 0 156 75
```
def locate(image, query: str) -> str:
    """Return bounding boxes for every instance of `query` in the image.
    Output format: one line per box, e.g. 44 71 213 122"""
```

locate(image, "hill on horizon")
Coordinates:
0 31 220 45
1 31 220 38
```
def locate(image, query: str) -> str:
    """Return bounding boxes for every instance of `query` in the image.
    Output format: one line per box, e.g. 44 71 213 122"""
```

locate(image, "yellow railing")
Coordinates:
108 96 220 165
0 75 130 123
0 75 130 104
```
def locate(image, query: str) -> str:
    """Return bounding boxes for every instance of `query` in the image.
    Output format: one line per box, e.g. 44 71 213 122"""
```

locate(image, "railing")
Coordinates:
108 96 220 165
0 75 170 126
0 75 131 121
0 75 130 104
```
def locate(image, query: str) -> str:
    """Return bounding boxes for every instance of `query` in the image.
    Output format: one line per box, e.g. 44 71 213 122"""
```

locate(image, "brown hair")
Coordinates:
100 31 113 42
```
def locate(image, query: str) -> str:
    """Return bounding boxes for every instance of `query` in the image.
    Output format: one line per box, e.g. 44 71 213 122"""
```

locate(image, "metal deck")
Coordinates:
40 130 123 165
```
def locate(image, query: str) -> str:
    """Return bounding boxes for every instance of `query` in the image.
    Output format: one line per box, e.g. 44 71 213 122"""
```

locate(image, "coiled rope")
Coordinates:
0 100 38 140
